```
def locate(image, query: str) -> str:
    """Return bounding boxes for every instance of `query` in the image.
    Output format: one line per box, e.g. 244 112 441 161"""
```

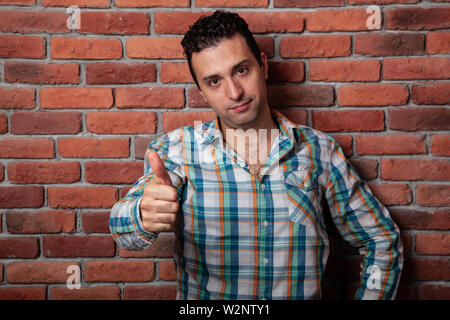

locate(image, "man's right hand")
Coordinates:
140 150 179 233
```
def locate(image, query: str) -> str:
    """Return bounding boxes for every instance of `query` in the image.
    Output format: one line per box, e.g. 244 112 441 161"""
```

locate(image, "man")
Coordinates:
110 11 403 300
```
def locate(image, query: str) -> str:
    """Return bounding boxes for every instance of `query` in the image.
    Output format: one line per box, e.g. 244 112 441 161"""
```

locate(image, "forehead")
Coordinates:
190 34 255 79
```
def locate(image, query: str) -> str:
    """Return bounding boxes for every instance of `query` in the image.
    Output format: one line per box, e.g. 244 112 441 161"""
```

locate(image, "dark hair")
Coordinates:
181 10 262 88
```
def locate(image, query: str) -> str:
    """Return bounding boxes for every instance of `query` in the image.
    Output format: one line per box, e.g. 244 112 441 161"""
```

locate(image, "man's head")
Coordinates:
181 11 273 131
181 10 263 87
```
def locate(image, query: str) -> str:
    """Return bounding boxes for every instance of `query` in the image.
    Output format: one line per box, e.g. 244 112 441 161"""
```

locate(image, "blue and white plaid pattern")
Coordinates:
110 109 403 300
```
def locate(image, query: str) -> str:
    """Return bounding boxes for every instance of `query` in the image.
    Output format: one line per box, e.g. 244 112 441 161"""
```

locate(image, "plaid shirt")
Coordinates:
110 109 403 300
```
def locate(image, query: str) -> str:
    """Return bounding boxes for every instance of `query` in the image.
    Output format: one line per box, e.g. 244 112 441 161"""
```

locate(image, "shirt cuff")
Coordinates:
131 197 159 244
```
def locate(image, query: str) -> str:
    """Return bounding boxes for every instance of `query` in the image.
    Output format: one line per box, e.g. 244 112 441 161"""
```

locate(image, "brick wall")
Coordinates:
0 0 449 300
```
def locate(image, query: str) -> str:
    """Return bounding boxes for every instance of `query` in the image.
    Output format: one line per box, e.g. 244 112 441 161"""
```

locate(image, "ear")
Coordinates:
260 51 268 80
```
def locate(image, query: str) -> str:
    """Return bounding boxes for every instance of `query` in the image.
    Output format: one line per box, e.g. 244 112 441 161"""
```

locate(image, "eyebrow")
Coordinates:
201 59 250 83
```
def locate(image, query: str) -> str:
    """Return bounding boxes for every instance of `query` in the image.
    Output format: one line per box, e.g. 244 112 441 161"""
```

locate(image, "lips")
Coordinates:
230 99 251 112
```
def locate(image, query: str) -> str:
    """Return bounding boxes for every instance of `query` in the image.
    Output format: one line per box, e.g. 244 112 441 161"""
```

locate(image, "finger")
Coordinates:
150 199 179 213
148 149 172 186
144 222 175 233
143 183 178 202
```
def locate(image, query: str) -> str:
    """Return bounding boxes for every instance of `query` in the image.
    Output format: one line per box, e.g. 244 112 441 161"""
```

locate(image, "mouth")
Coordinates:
230 99 252 112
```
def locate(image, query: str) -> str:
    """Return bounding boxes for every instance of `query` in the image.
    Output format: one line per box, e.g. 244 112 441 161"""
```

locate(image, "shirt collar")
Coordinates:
195 108 299 145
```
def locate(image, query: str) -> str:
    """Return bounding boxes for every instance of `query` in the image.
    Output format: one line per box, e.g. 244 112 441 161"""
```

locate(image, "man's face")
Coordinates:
191 33 269 131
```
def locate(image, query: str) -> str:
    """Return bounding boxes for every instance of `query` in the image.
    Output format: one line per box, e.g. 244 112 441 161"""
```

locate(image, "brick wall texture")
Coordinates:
0 0 449 300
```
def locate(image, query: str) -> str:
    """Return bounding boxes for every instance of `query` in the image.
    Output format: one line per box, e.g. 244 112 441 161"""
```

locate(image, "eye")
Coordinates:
208 78 220 87
237 67 249 75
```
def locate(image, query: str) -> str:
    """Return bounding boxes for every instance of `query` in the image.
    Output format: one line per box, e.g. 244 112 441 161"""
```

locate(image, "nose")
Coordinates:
225 77 244 101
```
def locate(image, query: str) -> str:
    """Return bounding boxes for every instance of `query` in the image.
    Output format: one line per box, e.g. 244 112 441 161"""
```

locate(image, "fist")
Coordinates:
140 150 179 233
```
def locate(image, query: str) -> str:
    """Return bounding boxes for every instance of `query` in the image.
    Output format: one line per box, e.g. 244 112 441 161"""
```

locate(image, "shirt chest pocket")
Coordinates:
284 169 322 227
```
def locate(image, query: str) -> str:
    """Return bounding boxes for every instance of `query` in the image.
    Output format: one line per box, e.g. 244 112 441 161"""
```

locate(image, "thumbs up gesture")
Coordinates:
140 150 179 233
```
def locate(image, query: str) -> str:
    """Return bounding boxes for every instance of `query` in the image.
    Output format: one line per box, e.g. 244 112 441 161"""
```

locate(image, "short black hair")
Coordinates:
181 10 262 88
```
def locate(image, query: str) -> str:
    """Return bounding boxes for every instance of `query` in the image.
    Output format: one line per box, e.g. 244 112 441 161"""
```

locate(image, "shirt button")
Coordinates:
263 258 269 265
263 220 269 228
260 184 265 191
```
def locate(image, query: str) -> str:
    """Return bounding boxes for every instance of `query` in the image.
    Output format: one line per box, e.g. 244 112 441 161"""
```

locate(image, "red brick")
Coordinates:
430 135 450 156
382 159 450 181
135 137 156 159
386 7 450 30
277 109 308 126
368 183 412 206
78 11 149 35
6 261 80 284
238 12 304 33
123 285 177 300
49 286 121 300
188 87 210 108
416 184 450 207
256 36 274 57
58 137 129 158
154 11 304 34
388 108 450 131
0 10 69 33
163 111 216 132
197 0 268 6
116 87 185 109
338 84 409 107
0 137 54 159
0 186 44 208
309 60 380 82
268 61 305 83
306 8 371 32
42 0 110 7
48 186 118 209
331 135 353 157
349 159 378 180
275 0 345 7
0 237 39 259
313 110 384 132
6 210 76 234
349 0 419 3
87 111 157 134
0 87 35 109
412 82 450 105
416 233 450 255
119 234 175 258
268 85 334 107
0 0 36 5
0 35 45 59
427 31 450 54
85 161 143 184
159 260 177 281
126 37 184 59
86 62 156 84
417 284 450 300
115 0 189 7
0 114 6 134
85 260 154 283
5 61 79 84
402 258 450 281
43 235 115 257
11 112 81 134
51 37 122 60
0 287 46 300
81 211 110 234
280 35 351 58
356 134 426 155
354 33 424 56
40 87 113 109
0 164 4 183
8 161 80 184
389 209 450 231
161 62 193 84
383 57 450 80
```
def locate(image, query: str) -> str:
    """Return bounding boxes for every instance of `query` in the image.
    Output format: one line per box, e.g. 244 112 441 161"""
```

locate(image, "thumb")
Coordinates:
148 149 172 186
